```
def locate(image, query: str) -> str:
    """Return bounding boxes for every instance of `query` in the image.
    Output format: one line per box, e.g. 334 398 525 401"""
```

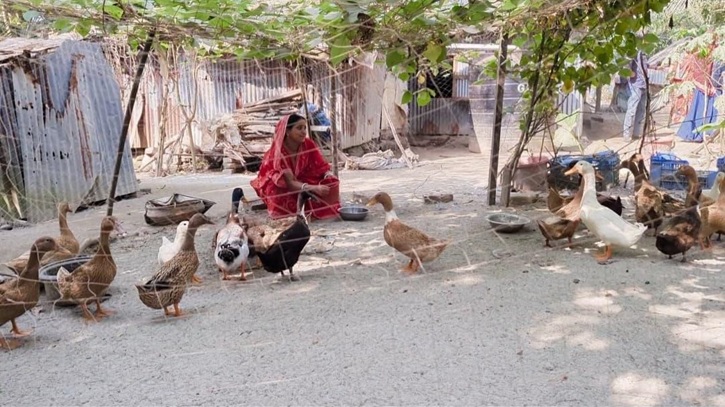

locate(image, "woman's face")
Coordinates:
286 119 308 145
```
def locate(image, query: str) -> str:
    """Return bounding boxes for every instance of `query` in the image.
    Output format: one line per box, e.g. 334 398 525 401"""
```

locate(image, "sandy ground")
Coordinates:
1 144 725 406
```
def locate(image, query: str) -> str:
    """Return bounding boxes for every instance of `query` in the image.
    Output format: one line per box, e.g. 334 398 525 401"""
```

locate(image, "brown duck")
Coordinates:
367 192 449 273
4 202 80 273
136 213 214 317
675 165 714 207
0 237 57 350
57 216 124 321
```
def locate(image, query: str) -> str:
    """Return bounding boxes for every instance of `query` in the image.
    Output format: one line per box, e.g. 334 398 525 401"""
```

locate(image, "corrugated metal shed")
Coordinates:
115 52 383 153
0 38 137 222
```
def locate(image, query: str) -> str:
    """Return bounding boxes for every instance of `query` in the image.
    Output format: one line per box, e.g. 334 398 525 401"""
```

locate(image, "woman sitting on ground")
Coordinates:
250 113 340 220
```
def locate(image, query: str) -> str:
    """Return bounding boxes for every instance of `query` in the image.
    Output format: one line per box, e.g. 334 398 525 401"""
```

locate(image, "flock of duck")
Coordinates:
0 188 449 350
537 153 725 263
4 151 722 350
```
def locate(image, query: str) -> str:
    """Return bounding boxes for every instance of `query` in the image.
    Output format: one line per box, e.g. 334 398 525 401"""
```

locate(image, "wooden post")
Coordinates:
487 32 509 206
330 72 339 176
106 29 155 217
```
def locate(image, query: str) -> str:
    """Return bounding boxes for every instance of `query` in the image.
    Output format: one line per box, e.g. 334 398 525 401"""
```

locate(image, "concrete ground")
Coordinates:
1 144 724 406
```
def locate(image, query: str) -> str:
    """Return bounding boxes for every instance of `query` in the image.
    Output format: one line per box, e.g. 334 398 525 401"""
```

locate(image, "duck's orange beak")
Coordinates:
366 198 377 207
564 167 578 176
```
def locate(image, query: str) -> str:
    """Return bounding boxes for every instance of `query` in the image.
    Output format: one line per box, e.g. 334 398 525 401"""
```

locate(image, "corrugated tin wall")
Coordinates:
0 41 137 222
114 52 383 153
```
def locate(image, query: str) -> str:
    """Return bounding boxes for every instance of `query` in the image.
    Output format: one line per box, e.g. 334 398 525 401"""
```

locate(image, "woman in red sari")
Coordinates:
250 114 341 220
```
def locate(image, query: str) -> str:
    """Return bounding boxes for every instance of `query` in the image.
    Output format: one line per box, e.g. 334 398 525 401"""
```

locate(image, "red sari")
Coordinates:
250 115 340 220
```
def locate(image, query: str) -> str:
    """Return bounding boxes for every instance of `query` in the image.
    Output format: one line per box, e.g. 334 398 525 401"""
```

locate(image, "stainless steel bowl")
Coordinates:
486 213 531 233
339 205 369 221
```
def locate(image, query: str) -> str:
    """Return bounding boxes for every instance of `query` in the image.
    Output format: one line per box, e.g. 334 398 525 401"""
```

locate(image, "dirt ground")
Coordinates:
1 144 724 406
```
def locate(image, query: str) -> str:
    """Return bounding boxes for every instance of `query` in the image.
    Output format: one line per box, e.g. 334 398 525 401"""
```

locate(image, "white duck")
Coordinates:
157 221 189 264
565 161 647 263
702 172 725 202
212 212 250 280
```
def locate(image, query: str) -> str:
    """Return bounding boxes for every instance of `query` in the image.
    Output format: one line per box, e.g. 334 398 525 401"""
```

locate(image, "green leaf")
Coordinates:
52 18 73 32
385 49 407 68
329 36 351 65
401 90 413 105
104 4 124 20
423 43 445 64
499 0 518 12
696 121 725 133
417 89 432 106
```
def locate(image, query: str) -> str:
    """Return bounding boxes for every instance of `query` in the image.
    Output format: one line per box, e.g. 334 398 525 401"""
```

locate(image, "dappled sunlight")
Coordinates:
671 311 725 355
572 288 622 315
529 314 610 351
540 264 572 274
443 273 484 287
610 372 669 407
680 376 725 406
621 286 652 301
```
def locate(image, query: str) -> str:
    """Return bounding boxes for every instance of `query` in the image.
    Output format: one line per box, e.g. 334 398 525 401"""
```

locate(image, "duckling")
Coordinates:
212 212 250 281
367 192 449 273
252 192 314 282
655 205 703 262
136 213 215 317
565 161 647 263
0 237 57 350
4 202 79 273
57 217 125 321
158 221 189 264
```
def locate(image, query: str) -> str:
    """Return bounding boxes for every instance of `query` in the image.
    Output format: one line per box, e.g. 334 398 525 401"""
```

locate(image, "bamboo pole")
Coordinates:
107 29 155 217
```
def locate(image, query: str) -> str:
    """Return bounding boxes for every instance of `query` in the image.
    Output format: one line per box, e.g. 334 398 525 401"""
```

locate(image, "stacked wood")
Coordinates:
205 89 304 173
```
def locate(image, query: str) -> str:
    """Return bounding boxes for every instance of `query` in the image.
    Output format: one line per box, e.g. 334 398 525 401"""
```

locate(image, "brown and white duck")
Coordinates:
136 213 214 317
367 192 449 273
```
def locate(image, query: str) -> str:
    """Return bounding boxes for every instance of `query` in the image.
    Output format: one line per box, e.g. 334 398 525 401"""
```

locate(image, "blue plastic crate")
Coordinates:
717 156 725 172
547 149 620 191
650 152 688 188
660 170 716 191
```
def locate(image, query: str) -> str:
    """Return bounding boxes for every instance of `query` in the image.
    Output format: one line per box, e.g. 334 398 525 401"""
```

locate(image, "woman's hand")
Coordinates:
311 184 330 197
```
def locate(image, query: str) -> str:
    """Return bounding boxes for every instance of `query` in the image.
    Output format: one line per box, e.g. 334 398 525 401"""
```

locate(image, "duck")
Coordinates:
699 175 725 249
212 212 250 281
0 237 57 350
251 192 314 282
158 221 189 264
655 205 703 262
675 165 713 207
136 213 215 317
57 217 124 321
367 191 449 273
701 172 725 242
4 202 80 273
537 216 581 247
630 153 686 215
701 172 725 202
547 170 624 216
620 156 665 235
565 161 647 263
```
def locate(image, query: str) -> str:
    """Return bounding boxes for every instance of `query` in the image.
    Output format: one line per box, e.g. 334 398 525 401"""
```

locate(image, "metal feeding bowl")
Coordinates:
339 205 369 221
38 255 110 306
486 213 531 233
